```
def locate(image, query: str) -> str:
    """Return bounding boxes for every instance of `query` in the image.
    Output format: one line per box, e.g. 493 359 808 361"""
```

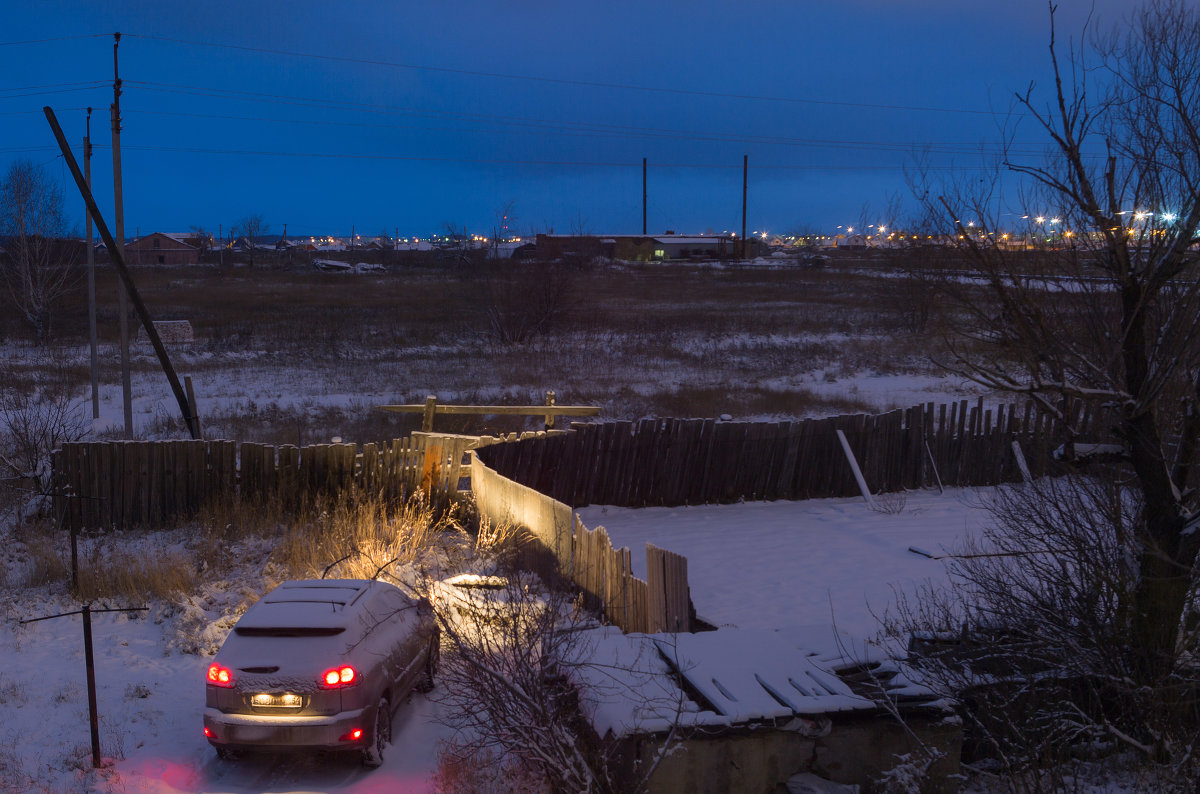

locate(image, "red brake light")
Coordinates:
320 665 358 688
338 727 364 741
204 726 214 738
207 663 234 688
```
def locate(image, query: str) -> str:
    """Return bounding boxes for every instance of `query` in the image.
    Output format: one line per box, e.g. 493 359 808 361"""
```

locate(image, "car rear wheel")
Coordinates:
415 632 439 693
362 696 391 768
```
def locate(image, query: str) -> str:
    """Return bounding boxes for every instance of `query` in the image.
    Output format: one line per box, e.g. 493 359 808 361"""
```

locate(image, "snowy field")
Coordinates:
579 488 992 656
2 488 994 793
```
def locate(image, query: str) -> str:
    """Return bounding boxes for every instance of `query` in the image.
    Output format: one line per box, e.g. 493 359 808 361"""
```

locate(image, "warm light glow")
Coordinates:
321 665 358 688
207 664 233 687
1035 216 1046 224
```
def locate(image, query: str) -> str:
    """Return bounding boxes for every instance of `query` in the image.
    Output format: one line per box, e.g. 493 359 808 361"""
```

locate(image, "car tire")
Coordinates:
415 633 439 693
362 696 391 768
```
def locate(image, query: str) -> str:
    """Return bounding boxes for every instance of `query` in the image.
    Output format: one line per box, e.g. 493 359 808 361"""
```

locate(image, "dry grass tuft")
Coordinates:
20 536 68 587
270 491 463 581
472 515 534 571
73 546 197 602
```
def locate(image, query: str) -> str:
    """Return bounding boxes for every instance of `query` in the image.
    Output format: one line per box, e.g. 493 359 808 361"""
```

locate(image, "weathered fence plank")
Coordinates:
477 398 1116 508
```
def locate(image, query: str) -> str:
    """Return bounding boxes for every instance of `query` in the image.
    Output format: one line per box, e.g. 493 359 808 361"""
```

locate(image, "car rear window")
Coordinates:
234 626 345 637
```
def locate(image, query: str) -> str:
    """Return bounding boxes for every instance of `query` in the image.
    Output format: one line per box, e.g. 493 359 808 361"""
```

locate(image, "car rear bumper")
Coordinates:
203 706 369 750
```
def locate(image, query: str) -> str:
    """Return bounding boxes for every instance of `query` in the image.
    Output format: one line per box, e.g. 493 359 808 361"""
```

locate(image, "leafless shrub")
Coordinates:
0 367 88 502
871 489 908 515
431 571 683 793
466 259 578 345
884 475 1200 790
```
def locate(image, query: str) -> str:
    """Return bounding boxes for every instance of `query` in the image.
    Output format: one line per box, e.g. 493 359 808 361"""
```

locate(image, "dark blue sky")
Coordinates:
2 0 1133 238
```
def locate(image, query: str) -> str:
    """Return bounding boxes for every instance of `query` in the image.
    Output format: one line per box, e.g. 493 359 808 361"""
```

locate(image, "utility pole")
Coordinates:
111 32 132 438
741 154 748 260
84 108 99 420
218 223 223 266
642 157 647 236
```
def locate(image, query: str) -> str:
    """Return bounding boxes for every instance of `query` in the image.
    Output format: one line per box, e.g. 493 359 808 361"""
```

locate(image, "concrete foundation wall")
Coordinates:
623 710 961 794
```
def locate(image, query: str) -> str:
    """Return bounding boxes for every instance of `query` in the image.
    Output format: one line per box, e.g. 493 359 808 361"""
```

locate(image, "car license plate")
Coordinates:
248 692 304 708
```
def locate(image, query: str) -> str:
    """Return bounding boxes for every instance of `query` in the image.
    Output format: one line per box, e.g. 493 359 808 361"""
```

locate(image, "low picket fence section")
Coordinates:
471 454 691 633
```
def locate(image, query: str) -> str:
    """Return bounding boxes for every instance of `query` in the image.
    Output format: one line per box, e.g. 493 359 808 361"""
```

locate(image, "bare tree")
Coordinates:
234 214 268 267
901 0 1200 771
0 160 78 342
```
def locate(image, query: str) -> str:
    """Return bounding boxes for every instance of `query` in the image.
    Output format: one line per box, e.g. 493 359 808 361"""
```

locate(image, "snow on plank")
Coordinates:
654 630 874 723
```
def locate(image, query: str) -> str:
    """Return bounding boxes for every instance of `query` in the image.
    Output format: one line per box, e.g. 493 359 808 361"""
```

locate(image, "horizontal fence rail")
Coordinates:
477 398 1107 508
51 433 476 532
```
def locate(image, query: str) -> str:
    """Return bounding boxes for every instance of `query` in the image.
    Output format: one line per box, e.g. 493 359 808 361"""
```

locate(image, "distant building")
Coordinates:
534 233 736 262
124 232 201 265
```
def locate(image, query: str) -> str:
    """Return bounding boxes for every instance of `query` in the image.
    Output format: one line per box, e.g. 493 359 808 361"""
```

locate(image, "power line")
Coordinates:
122 80 1082 162
0 81 107 94
94 142 1004 172
127 32 1004 117
0 85 109 100
121 106 1061 158
0 33 109 47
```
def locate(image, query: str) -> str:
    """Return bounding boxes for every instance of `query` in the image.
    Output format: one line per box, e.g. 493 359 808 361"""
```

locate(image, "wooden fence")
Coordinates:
477 397 1108 508
471 454 691 633
52 433 476 532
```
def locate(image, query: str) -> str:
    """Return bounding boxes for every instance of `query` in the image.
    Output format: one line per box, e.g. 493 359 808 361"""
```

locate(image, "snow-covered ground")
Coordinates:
2 488 993 793
580 488 991 653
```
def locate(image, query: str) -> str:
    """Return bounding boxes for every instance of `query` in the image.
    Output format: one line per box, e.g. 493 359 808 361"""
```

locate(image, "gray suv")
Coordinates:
203 579 438 766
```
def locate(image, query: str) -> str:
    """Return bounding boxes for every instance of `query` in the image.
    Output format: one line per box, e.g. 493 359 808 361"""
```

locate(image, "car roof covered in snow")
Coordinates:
235 579 378 631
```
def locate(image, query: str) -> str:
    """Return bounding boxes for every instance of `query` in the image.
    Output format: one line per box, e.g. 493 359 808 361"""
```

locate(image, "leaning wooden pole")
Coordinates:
43 106 199 439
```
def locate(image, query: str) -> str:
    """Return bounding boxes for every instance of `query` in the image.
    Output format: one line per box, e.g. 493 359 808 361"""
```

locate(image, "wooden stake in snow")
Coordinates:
1012 440 1032 483
836 429 875 508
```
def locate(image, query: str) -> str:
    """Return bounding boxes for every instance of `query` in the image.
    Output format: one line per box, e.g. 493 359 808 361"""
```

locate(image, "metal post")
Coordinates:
81 604 101 769
111 32 132 438
84 109 99 419
185 376 201 437
642 157 647 236
544 390 556 431
741 154 748 260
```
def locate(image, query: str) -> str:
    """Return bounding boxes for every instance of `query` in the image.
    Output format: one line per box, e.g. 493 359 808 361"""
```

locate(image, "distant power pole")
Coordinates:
741 154 748 260
642 157 647 235
84 108 99 420
111 32 132 437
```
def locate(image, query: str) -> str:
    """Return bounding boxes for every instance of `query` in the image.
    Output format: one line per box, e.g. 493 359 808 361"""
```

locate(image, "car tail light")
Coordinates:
338 728 364 742
207 663 234 688
320 665 358 688
204 726 214 738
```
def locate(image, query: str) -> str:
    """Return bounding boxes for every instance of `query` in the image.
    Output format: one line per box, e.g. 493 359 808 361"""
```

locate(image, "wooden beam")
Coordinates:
379 404 600 417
